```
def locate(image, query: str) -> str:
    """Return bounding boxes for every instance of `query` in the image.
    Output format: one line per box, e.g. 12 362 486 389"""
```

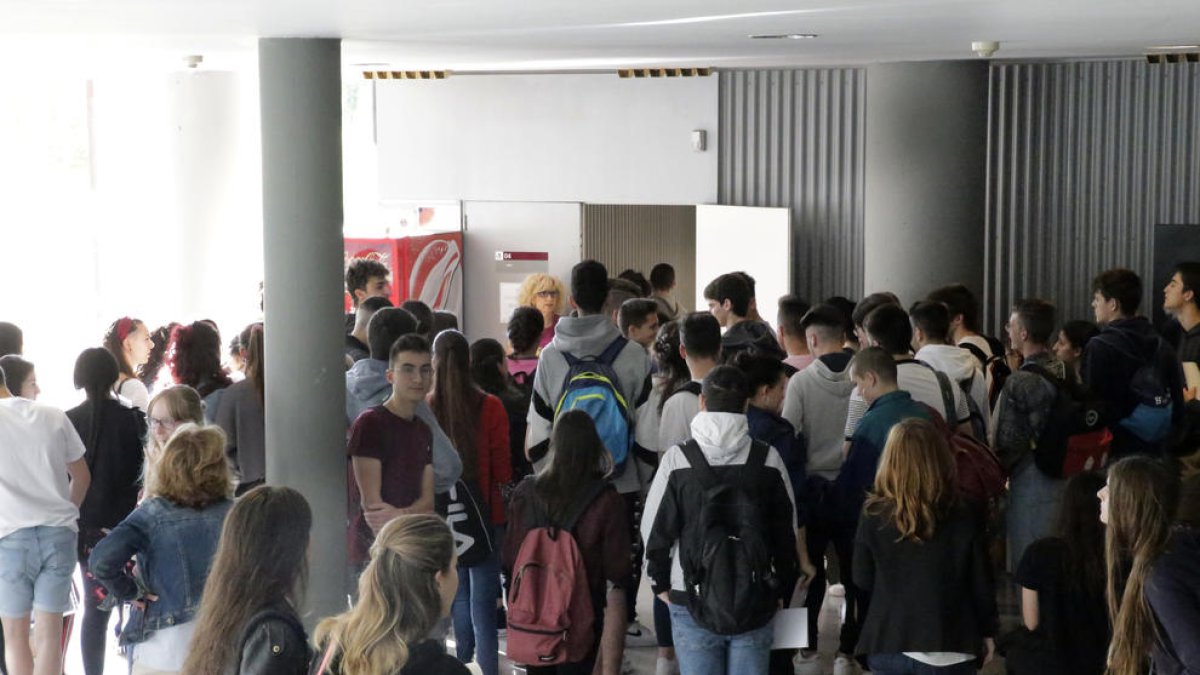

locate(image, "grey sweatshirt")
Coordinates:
782 355 855 480
527 314 654 494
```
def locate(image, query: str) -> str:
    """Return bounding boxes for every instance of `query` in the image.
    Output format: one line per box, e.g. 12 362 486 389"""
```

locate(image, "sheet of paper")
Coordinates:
771 608 809 650
1184 362 1200 391
499 282 522 323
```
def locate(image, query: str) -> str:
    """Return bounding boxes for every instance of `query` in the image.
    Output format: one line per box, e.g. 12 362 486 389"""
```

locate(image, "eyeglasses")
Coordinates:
149 417 180 430
535 290 560 298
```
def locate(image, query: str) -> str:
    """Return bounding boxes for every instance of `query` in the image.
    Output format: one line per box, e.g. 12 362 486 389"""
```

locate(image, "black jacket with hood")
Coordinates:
1082 316 1185 455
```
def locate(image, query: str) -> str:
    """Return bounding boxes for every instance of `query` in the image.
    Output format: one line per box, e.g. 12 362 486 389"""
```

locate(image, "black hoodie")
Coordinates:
720 319 786 363
1082 316 1185 454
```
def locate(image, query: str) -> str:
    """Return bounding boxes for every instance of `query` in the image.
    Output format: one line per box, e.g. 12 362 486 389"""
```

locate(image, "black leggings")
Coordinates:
78 531 111 675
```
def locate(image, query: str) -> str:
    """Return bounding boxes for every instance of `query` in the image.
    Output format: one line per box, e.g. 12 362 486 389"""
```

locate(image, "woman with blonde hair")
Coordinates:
517 273 567 350
853 418 997 674
144 386 205 469
1101 456 1198 675
311 514 469 675
182 486 312 675
89 424 235 675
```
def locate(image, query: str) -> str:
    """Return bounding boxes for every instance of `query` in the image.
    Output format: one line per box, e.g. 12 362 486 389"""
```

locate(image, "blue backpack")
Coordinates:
555 337 632 474
1095 333 1174 443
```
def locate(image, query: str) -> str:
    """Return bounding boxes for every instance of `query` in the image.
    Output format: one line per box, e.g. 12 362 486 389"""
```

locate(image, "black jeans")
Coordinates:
805 518 861 655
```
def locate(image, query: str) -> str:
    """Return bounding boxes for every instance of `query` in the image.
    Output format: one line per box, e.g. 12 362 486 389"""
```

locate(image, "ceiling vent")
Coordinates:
1146 52 1200 64
362 70 450 80
617 67 713 78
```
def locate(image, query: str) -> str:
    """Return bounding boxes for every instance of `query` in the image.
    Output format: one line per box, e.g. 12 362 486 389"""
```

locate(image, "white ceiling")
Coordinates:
2 0 1199 70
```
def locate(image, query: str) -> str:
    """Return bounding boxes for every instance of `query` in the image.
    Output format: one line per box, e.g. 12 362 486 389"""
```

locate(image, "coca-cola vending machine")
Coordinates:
344 233 463 317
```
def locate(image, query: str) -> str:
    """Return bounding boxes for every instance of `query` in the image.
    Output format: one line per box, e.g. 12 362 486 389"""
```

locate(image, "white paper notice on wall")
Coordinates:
771 608 809 649
499 282 522 323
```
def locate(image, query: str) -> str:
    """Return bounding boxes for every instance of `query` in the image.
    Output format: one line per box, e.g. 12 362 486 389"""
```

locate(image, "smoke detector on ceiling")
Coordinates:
184 55 204 69
972 41 1000 58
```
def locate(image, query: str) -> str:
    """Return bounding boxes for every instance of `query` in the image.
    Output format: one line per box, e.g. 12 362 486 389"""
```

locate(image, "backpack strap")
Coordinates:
745 440 770 472
667 381 702 401
597 336 629 366
681 439 769 490
961 341 991 369
561 480 609 532
1020 362 1065 389
680 439 718 491
917 360 959 423
561 336 629 370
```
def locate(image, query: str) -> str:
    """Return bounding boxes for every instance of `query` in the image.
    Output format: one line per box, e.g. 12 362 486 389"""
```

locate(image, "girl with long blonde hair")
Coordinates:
312 514 469 675
854 418 997 673
1101 456 1197 675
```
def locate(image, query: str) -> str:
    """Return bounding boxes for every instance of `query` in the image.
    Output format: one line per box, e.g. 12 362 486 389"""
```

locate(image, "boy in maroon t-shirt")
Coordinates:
347 334 436 565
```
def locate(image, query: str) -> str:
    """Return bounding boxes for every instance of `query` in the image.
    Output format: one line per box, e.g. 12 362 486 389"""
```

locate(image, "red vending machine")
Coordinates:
344 233 463 316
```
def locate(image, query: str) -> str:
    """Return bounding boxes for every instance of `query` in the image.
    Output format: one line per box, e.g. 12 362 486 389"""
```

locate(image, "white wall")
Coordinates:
375 74 718 205
695 205 792 331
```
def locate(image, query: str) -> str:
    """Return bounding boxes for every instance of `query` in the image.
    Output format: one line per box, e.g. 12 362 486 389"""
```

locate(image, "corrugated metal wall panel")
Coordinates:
581 204 698 313
719 68 866 302
986 61 1200 333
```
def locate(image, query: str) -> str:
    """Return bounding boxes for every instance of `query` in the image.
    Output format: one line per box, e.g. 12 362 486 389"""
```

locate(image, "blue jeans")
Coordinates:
867 653 977 674
452 550 500 675
668 603 773 675
0 526 76 617
1007 456 1064 571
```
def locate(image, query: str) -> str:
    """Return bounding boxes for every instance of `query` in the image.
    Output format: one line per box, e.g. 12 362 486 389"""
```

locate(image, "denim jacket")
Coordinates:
88 496 232 644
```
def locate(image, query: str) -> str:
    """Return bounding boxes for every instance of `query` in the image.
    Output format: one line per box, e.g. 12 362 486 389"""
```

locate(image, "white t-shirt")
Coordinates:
0 397 87 538
116 377 150 413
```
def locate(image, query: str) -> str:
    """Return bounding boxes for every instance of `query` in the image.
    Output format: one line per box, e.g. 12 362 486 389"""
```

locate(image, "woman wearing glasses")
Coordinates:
517 273 567 350
145 386 206 467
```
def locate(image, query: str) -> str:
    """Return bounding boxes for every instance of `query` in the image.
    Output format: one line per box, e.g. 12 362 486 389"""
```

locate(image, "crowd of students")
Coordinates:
1 255 1199 675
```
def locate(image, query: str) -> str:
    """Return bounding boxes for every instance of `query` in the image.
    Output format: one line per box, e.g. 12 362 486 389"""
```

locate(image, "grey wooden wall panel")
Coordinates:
581 204 697 313
986 61 1200 333
718 68 866 302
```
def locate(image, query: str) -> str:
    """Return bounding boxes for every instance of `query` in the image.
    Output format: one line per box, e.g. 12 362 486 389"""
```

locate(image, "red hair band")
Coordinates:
116 317 134 343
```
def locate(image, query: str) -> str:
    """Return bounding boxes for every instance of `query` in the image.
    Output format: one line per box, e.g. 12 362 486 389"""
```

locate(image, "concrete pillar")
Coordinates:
258 38 346 621
863 61 988 305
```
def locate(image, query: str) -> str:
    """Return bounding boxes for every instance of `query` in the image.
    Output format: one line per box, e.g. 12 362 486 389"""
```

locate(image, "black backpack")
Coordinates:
1022 363 1113 478
1092 333 1174 443
679 439 780 635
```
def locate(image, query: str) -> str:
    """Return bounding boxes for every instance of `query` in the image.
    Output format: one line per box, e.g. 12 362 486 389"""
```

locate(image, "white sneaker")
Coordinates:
828 583 846 597
793 650 822 675
832 654 861 675
655 656 681 675
625 621 657 647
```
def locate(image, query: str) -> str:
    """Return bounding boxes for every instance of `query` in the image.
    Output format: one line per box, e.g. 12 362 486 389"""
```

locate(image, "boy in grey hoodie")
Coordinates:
526 260 655 491
780 304 855 666
344 307 462 493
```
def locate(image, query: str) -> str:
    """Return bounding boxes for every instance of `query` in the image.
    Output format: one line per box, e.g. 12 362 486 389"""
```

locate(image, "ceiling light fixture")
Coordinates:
749 33 818 40
1149 44 1200 50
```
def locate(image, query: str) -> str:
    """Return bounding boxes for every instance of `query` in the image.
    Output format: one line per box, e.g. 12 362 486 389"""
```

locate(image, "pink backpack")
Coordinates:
506 483 606 666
